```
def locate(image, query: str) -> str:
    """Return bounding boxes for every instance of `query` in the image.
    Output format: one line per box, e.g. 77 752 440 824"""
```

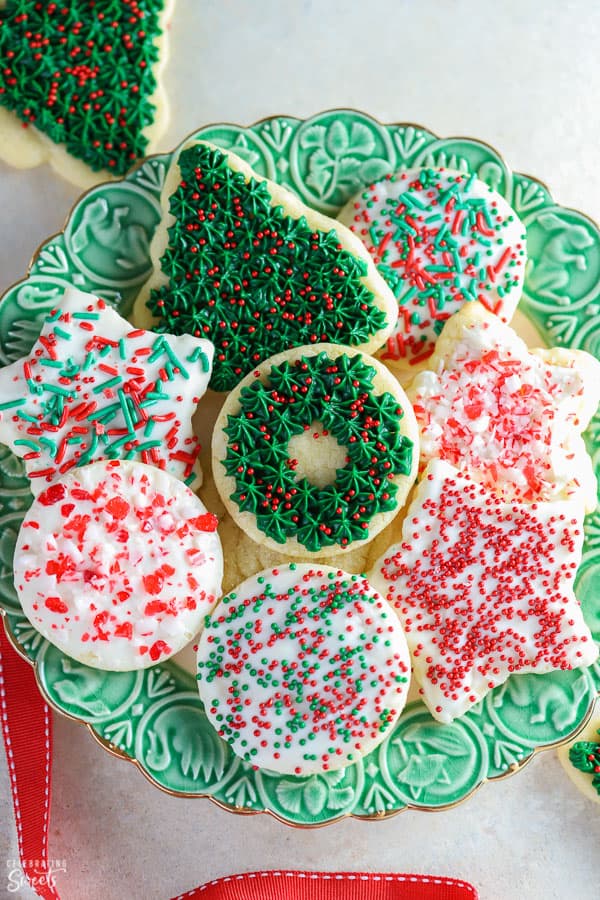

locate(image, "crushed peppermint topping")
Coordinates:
14 459 222 671
407 306 595 505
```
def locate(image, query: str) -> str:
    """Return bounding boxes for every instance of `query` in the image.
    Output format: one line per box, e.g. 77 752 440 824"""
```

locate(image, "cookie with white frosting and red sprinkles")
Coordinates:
134 140 398 392
337 167 526 370
0 286 213 492
369 459 598 724
212 343 418 557
196 563 410 774
14 459 223 670
0 0 174 186
406 301 600 511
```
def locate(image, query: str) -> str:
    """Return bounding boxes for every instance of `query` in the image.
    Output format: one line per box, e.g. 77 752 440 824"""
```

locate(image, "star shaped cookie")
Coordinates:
407 301 600 511
0 287 213 492
369 460 598 723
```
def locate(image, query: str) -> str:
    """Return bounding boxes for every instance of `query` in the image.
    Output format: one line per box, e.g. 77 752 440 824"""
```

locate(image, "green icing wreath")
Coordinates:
149 143 389 392
222 351 414 552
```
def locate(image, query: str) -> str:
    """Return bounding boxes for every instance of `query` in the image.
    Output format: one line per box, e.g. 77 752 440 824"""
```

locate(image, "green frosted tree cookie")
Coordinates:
140 141 398 392
0 0 172 178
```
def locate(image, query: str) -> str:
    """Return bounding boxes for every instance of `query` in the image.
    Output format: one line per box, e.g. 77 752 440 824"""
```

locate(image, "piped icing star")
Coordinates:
369 460 598 724
0 287 213 492
337 167 526 369
0 0 173 179
406 302 600 510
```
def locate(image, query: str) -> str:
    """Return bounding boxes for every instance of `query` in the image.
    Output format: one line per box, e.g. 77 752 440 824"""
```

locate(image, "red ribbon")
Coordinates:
0 618 478 900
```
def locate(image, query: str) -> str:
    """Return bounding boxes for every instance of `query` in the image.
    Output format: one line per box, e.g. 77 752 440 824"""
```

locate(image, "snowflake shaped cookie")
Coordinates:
369 459 598 723
407 302 600 510
0 287 213 492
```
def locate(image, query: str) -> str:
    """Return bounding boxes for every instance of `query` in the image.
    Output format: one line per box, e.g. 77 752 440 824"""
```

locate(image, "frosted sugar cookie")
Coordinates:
212 343 418 557
338 167 526 369
0 0 174 187
0 287 213 492
197 563 410 774
407 302 600 510
557 703 600 804
133 140 398 391
14 459 223 670
369 460 597 724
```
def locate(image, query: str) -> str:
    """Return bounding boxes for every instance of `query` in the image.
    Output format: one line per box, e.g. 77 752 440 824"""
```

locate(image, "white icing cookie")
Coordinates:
369 459 598 724
406 301 600 511
338 167 526 370
14 459 223 670
196 563 411 774
0 286 213 492
211 343 419 558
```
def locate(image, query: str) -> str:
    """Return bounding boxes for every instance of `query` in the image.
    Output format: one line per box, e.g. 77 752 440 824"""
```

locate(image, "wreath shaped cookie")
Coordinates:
212 343 418 557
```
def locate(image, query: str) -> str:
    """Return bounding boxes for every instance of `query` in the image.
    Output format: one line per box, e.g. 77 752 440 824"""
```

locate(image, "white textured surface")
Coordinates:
1 1 599 898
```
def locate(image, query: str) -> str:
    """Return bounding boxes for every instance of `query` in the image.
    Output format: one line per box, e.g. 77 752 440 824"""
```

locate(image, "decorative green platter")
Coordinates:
1 111 599 826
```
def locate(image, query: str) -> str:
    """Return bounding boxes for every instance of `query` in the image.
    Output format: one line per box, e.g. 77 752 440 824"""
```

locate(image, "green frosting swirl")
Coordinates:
569 731 600 796
148 143 388 392
222 351 413 552
0 0 164 173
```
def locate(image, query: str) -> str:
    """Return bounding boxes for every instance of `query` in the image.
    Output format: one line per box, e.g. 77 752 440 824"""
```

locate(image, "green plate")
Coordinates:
1 111 599 826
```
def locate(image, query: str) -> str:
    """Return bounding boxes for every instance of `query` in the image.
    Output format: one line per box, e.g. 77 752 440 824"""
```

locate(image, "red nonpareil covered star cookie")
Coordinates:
406 302 600 511
369 460 598 724
0 287 213 492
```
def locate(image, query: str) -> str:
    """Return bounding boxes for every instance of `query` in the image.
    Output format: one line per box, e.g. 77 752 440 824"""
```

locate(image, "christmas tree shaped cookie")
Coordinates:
0 0 174 186
134 140 398 392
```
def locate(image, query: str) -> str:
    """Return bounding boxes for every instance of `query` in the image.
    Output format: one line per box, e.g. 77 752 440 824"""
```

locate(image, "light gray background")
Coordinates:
1 2 599 898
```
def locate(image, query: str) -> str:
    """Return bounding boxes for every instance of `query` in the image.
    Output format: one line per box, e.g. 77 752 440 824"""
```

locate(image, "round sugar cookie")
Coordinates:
196 563 411 774
212 343 419 558
338 167 526 370
14 459 223 670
